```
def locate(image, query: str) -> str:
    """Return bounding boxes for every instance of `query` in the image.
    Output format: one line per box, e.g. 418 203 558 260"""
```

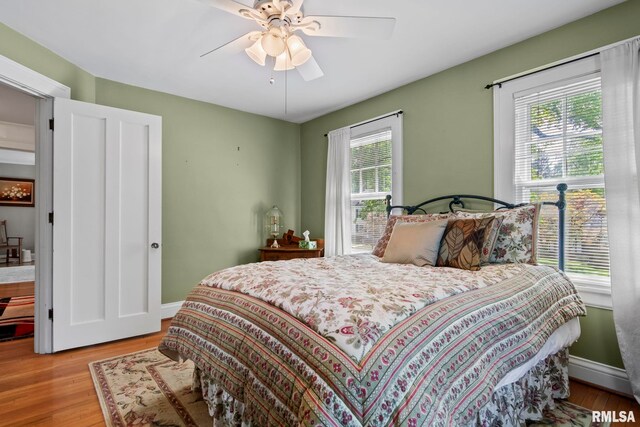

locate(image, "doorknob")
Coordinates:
151 243 160 249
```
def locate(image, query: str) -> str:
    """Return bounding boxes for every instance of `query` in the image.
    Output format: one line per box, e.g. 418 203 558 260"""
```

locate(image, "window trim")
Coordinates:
494 55 612 309
349 114 403 252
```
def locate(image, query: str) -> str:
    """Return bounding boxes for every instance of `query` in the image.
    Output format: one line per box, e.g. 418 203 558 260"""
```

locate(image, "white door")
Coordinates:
52 98 162 351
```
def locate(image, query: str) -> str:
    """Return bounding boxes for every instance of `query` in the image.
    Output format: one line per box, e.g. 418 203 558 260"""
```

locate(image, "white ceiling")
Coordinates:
0 0 624 123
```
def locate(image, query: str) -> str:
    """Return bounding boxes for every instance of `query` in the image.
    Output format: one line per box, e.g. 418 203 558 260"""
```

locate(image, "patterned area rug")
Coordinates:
0 295 34 342
90 348 606 427
528 401 610 427
89 348 212 427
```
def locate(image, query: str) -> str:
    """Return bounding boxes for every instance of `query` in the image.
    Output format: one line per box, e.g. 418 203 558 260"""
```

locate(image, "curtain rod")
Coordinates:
484 34 640 90
484 52 599 89
324 110 403 137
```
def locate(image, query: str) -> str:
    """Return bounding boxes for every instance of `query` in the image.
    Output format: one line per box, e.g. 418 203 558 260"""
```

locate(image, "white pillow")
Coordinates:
381 220 448 266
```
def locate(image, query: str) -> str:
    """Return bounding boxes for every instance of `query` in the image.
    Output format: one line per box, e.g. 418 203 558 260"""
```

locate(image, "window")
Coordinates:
495 56 611 308
349 115 402 253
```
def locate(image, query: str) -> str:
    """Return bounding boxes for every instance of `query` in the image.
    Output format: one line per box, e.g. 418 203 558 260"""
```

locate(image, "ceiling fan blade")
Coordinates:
198 0 255 19
296 56 324 81
299 16 395 39
200 31 261 58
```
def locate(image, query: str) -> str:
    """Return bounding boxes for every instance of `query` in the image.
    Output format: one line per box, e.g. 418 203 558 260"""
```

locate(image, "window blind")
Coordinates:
514 76 610 284
350 129 392 252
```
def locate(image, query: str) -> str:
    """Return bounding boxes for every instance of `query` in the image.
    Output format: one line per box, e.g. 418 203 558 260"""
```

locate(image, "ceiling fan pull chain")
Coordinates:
269 55 276 85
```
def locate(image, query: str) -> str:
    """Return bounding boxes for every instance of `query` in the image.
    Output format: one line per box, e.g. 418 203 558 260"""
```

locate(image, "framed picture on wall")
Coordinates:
0 177 35 207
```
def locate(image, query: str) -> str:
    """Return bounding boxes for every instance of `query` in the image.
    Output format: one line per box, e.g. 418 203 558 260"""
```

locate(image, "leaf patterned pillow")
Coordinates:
451 210 505 264
436 217 495 271
372 213 452 258
454 204 541 264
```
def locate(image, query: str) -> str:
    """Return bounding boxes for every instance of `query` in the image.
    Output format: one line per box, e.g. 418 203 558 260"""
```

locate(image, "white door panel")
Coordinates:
53 98 161 352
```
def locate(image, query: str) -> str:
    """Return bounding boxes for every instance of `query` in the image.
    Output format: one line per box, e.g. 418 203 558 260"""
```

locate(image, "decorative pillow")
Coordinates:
454 204 541 264
436 217 495 271
480 216 504 265
381 220 449 266
450 209 504 264
372 213 451 258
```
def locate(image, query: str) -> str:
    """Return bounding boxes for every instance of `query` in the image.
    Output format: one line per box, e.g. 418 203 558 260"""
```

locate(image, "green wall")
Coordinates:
299 1 640 368
0 23 301 304
572 306 624 368
95 79 300 303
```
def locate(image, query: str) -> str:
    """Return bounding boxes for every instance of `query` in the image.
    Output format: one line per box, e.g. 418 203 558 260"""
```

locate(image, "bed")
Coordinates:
159 184 586 426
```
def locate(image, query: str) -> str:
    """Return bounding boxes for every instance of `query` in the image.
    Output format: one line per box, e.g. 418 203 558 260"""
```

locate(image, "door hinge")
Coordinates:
49 118 54 131
48 212 54 224
48 308 53 320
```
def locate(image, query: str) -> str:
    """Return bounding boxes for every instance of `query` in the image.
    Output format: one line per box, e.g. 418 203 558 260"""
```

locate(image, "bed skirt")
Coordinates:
469 348 570 426
192 348 570 427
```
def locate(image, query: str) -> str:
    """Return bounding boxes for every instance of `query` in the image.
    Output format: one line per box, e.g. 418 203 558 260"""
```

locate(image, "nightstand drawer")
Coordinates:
259 247 323 262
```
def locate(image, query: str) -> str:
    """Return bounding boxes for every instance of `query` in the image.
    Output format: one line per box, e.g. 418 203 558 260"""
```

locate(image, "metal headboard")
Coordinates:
385 183 568 271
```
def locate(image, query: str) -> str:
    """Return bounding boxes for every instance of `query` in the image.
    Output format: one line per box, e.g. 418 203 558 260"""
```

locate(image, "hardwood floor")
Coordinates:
568 380 640 426
0 320 638 426
0 281 34 298
0 319 172 427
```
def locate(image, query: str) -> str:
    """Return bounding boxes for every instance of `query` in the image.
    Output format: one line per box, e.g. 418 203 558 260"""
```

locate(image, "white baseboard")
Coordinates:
161 301 184 319
569 355 633 396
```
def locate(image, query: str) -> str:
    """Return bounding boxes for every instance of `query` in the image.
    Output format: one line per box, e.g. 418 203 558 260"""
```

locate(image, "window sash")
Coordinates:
351 164 392 195
350 133 392 252
520 182 611 285
513 77 610 287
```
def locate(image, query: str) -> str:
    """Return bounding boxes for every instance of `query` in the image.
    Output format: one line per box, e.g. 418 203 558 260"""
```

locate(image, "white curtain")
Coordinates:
324 127 352 257
601 37 640 403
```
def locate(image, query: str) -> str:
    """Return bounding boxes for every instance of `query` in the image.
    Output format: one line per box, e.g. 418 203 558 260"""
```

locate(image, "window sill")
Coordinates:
350 248 372 255
570 277 612 309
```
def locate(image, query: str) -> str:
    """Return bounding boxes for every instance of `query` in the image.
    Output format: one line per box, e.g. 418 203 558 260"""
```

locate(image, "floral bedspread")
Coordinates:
201 255 529 361
159 255 585 426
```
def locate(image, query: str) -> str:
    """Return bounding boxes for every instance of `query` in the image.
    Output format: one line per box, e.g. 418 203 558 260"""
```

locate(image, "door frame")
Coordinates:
0 54 70 353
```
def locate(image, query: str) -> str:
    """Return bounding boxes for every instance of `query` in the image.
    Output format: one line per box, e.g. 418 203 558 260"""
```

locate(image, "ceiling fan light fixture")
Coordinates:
261 28 287 57
245 39 267 66
287 34 312 66
274 49 294 71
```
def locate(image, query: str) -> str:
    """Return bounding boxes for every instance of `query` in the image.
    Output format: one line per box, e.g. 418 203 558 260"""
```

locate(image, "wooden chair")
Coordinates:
0 220 23 264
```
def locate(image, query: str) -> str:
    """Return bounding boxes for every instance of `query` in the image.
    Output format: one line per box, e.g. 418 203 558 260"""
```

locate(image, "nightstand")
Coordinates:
259 239 324 262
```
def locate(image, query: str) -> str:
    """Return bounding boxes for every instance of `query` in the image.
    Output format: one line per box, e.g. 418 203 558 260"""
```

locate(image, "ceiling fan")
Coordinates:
199 0 396 81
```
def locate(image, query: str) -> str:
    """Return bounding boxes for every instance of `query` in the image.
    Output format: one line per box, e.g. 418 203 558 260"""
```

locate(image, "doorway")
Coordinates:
0 82 37 343
0 54 69 353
